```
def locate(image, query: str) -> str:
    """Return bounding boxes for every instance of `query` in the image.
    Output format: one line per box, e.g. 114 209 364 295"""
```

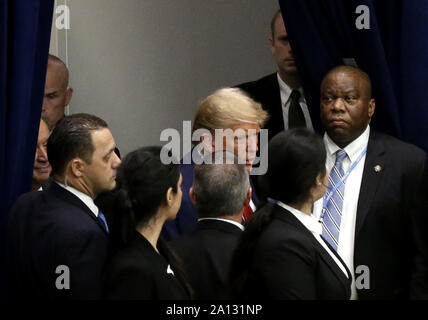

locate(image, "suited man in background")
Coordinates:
170 151 251 299
237 9 315 141
313 65 428 299
32 115 52 191
6 113 121 299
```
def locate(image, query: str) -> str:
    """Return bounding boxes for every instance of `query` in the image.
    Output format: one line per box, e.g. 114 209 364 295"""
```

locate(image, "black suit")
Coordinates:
237 73 321 140
352 131 428 299
104 232 188 300
170 219 242 300
243 204 351 300
237 73 284 141
6 182 109 299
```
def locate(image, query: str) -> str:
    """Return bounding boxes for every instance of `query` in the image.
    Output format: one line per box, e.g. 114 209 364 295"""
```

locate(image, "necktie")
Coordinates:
243 204 253 222
288 90 306 129
321 149 348 251
97 211 109 233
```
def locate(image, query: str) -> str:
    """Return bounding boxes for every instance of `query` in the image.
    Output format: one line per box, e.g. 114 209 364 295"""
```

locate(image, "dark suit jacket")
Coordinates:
353 131 428 299
162 153 259 241
237 73 321 140
244 204 351 300
6 182 109 299
104 232 188 300
170 219 242 300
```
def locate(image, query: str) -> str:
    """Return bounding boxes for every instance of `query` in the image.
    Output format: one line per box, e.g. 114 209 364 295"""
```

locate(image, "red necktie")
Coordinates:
243 204 253 222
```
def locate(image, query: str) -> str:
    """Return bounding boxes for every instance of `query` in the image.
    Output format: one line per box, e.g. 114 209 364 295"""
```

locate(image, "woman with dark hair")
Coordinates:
104 146 191 299
229 129 351 300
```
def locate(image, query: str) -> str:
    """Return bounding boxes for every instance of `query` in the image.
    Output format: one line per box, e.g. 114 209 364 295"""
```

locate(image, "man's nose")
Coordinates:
247 136 258 152
332 98 345 112
112 152 121 168
37 146 48 161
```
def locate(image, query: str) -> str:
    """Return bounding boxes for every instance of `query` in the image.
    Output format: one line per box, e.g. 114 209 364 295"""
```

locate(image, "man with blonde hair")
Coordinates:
162 87 268 241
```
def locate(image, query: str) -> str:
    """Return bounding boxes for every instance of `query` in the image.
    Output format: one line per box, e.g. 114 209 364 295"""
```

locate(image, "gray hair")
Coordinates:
193 151 250 217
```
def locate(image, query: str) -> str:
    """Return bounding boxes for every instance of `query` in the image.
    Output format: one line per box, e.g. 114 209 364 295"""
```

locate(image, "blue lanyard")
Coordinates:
320 146 367 218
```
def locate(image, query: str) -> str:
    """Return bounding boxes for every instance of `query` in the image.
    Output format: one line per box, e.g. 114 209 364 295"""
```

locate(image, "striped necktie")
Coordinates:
321 149 348 251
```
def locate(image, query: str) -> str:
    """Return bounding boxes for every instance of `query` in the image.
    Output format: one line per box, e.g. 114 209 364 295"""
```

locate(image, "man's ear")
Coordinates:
69 158 85 177
65 87 73 106
244 187 252 207
368 99 376 118
201 133 214 153
189 187 197 206
268 36 275 54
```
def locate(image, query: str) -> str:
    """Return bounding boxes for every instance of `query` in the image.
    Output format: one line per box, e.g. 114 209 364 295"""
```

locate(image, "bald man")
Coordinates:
42 54 73 128
313 65 428 299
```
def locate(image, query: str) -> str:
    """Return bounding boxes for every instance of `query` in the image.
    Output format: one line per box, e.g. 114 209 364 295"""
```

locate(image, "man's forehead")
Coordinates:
322 71 364 91
274 15 287 35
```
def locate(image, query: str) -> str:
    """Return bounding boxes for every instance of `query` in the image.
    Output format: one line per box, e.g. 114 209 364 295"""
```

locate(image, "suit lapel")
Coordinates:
272 205 351 296
264 74 284 137
355 132 386 240
49 182 108 235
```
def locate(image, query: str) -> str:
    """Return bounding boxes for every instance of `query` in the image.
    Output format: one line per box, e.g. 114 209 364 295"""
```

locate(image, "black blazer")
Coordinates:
353 131 428 299
104 232 188 300
6 182 109 299
237 73 321 139
243 204 351 300
237 73 284 141
170 219 242 299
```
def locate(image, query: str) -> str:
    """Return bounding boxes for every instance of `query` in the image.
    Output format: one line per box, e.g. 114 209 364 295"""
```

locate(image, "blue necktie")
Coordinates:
97 211 109 233
321 149 348 251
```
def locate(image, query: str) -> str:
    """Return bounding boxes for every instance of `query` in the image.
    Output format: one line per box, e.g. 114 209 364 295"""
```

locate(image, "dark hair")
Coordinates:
270 9 282 37
110 146 193 297
264 128 326 205
229 128 326 297
47 113 108 175
113 146 180 244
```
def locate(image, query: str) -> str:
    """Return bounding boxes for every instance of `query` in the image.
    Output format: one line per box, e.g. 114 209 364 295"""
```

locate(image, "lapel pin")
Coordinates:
374 165 382 173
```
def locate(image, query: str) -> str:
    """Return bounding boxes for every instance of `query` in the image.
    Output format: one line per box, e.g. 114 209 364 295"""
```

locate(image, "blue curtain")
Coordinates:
0 0 54 294
279 0 428 153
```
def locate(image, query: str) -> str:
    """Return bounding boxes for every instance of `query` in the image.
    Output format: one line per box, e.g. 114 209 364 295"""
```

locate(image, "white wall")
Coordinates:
50 0 279 156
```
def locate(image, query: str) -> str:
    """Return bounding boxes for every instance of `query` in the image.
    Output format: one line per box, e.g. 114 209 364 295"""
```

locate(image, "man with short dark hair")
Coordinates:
314 65 428 299
6 113 121 299
237 9 315 140
170 151 252 299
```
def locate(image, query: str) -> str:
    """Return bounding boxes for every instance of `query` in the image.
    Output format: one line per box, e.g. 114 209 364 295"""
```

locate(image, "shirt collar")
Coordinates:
55 181 99 217
197 217 244 231
324 125 370 162
276 72 304 103
275 200 322 235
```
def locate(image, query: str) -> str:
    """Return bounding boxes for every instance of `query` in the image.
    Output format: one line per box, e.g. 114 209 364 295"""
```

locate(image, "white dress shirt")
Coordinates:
197 217 244 231
277 73 314 131
276 201 349 279
55 181 99 217
313 125 370 300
